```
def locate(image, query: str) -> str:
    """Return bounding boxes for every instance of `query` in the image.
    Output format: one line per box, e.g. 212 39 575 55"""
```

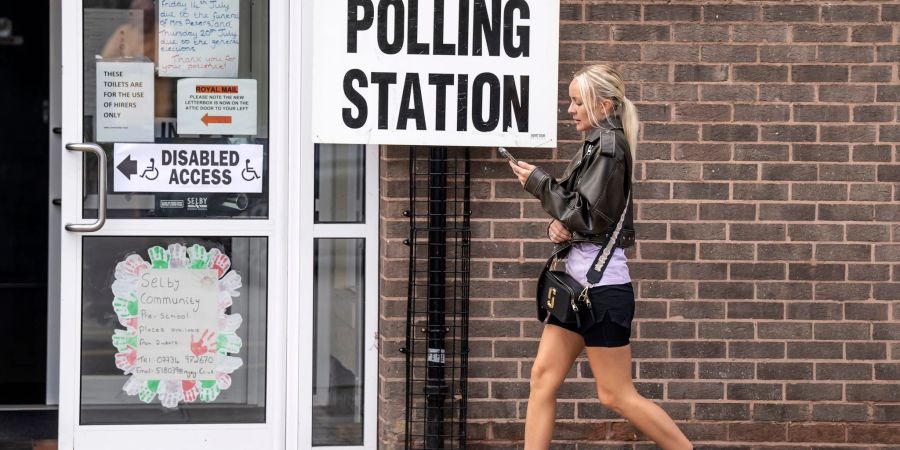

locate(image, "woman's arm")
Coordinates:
522 150 625 235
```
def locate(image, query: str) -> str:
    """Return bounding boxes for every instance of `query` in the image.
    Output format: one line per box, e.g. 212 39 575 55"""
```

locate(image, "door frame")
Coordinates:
57 0 289 448
289 1 380 448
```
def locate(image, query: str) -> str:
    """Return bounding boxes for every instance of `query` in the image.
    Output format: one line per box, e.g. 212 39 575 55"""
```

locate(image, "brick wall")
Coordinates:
380 1 900 448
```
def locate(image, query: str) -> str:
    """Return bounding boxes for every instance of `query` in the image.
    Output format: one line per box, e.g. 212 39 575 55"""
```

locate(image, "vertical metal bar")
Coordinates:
425 146 448 448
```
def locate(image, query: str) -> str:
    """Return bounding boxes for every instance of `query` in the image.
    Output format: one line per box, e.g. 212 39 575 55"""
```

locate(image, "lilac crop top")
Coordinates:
564 242 631 287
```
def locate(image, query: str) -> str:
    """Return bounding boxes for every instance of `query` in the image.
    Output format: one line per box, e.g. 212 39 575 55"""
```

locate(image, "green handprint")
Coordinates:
216 332 243 354
112 329 137 352
138 379 160 403
112 293 139 318
199 380 221 402
187 244 209 269
147 246 169 269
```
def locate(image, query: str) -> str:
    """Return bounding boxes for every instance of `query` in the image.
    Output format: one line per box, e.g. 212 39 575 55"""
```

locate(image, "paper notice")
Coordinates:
96 61 155 143
158 0 240 78
177 78 257 135
133 269 219 381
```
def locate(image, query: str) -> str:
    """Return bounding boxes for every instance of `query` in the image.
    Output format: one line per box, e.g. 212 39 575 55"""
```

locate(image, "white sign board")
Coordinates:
113 143 264 193
84 8 144 113
158 0 240 78
177 78 257 135
311 0 559 147
133 269 218 381
96 61 155 143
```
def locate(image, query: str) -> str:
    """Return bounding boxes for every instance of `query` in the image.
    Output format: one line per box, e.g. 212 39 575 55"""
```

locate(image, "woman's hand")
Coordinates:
508 160 536 187
547 219 571 243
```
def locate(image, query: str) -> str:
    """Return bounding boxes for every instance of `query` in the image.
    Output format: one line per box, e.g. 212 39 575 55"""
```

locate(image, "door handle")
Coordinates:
65 143 107 232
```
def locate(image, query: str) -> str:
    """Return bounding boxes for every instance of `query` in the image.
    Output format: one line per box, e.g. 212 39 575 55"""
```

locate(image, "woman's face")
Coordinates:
567 79 611 133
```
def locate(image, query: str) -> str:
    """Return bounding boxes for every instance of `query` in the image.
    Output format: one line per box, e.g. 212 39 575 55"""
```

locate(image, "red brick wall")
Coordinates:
380 1 900 448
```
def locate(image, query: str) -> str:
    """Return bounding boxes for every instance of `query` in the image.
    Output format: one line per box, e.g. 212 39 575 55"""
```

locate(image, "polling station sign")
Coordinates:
113 143 263 193
312 0 559 148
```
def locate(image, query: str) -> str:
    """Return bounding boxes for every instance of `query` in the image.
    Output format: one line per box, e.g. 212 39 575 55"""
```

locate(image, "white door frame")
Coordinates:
290 1 380 448
57 0 288 448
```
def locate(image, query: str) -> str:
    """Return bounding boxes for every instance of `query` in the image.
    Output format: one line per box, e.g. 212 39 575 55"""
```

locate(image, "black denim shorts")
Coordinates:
545 282 635 347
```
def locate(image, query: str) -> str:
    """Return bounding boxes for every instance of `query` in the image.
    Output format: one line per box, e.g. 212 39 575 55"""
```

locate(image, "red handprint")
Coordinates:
190 329 217 356
114 345 137 372
210 253 231 278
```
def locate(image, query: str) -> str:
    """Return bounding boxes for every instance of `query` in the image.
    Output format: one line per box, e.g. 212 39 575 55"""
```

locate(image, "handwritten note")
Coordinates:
158 0 240 78
133 269 218 381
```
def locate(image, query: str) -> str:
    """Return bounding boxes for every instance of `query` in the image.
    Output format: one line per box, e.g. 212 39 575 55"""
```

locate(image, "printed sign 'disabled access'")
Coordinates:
312 0 559 147
113 143 264 193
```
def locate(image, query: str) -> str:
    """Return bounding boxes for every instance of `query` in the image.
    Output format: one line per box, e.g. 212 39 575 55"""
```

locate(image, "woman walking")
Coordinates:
507 64 692 449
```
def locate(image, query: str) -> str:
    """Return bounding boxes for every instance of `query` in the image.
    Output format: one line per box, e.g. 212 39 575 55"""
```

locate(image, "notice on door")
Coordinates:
133 268 218 381
158 0 240 78
113 143 263 193
96 61 154 143
177 78 257 135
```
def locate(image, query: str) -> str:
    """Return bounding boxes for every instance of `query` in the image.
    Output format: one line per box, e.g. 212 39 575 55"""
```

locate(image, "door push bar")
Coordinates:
64 143 107 232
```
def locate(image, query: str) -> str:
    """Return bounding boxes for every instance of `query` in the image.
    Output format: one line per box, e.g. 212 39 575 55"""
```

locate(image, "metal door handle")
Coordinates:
65 143 107 232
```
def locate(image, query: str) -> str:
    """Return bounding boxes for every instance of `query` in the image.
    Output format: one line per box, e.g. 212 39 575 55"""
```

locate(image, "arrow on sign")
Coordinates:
202 113 233 126
117 155 138 179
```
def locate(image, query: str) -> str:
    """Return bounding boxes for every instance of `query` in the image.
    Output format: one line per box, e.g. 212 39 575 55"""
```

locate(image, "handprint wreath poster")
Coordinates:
111 243 243 408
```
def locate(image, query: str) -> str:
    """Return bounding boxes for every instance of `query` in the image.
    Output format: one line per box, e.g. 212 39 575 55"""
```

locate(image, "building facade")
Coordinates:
380 1 900 448
0 1 898 449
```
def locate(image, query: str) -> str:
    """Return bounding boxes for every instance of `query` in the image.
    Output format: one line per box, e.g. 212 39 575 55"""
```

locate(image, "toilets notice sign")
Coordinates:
113 143 263 193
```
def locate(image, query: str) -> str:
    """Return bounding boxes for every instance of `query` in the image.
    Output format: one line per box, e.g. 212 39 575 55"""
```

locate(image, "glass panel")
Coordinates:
81 0 270 219
80 236 267 424
312 239 365 446
315 144 365 223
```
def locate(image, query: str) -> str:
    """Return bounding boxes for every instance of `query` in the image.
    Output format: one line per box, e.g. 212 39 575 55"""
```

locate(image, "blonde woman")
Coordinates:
508 65 692 449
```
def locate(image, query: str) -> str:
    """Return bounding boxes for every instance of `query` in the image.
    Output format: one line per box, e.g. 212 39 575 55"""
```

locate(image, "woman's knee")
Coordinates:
529 362 566 395
596 385 637 413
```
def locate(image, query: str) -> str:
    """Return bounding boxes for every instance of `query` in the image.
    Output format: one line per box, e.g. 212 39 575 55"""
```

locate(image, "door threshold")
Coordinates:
0 405 58 412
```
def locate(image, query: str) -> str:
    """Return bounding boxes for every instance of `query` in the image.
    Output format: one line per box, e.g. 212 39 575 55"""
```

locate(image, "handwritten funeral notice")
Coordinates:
158 0 240 78
133 269 219 381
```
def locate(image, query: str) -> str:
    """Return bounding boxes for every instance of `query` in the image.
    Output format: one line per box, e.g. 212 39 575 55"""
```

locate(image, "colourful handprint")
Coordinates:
190 329 217 356
167 243 188 269
187 244 209 269
114 345 137 373
147 246 169 269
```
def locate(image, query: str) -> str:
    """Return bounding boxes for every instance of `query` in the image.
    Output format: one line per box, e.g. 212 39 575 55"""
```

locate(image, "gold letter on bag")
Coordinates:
547 288 556 309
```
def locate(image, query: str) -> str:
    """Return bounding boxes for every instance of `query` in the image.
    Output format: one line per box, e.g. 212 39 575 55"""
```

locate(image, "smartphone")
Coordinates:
498 147 518 165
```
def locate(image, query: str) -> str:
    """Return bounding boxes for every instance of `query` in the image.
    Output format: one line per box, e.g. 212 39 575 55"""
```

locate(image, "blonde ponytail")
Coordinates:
619 96 639 179
573 64 639 179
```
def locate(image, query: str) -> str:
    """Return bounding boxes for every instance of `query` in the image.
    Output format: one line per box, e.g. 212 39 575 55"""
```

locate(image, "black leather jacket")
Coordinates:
523 116 635 252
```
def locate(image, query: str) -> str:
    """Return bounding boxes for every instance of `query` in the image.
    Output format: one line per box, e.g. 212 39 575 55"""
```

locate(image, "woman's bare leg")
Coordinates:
524 324 585 449
585 344 692 450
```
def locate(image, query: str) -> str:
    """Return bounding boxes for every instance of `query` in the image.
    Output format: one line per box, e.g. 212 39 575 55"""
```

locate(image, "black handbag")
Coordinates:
537 255 594 328
536 188 632 328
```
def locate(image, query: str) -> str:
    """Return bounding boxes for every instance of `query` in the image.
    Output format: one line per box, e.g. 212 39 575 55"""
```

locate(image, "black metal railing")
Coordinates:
403 147 471 449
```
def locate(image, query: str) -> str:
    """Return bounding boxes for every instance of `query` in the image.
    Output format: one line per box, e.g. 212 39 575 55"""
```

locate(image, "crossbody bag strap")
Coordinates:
585 154 633 284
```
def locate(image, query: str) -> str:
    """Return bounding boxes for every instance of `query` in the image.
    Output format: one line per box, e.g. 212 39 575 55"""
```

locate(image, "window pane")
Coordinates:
82 0 270 219
80 236 267 424
315 144 365 223
312 239 364 446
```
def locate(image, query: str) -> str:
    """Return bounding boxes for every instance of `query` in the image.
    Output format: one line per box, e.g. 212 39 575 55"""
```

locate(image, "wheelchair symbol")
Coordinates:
140 158 159 181
241 159 260 181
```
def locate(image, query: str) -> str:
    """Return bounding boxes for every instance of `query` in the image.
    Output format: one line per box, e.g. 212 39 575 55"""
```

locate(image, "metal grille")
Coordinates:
403 147 471 449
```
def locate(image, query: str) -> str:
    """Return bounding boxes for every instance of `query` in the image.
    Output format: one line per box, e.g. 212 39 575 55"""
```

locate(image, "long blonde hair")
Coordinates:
573 64 639 177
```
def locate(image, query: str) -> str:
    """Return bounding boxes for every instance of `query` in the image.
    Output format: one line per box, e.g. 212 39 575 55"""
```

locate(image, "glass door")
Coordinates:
58 0 286 448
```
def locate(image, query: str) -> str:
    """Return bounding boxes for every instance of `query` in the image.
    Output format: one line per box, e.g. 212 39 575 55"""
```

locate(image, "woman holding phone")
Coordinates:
507 64 692 449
